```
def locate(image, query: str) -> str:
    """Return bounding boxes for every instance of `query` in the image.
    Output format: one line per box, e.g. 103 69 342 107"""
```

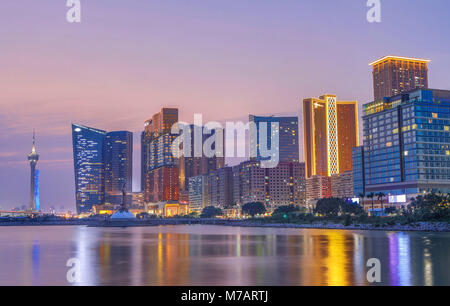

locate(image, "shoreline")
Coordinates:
0 219 449 232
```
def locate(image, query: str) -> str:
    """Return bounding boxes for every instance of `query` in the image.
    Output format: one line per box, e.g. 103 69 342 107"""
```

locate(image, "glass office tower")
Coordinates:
362 89 450 204
72 124 107 214
352 146 365 197
105 131 133 204
249 115 299 163
72 124 134 213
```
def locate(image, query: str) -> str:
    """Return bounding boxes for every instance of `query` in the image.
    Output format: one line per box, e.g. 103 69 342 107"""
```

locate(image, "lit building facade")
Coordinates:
179 124 225 204
72 124 134 214
233 161 305 209
352 146 365 197
306 175 331 204
141 108 180 203
188 175 210 212
303 95 359 179
370 56 429 101
249 115 300 163
72 124 107 214
362 89 450 203
105 131 133 205
331 171 354 199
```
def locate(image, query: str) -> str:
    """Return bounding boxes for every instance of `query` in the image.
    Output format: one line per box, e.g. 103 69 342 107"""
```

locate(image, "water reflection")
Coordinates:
0 226 448 286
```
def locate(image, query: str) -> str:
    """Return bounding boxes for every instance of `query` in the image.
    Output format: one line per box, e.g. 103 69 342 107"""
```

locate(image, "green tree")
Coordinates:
242 202 266 217
272 205 303 221
376 192 386 212
314 198 343 217
358 192 366 206
410 192 450 221
367 192 375 214
200 206 223 218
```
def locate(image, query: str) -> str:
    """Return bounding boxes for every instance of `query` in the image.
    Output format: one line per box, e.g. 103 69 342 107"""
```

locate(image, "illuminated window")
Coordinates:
386 142 392 147
432 113 438 119
445 126 450 131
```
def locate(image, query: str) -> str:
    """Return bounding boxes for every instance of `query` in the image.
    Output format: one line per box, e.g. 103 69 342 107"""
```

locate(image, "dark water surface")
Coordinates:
0 225 448 286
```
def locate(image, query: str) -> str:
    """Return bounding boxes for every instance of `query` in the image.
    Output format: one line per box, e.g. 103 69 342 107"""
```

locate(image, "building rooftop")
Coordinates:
369 55 431 66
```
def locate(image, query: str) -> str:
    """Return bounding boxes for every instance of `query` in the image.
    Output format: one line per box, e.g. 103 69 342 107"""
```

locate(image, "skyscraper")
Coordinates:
72 124 133 214
352 146 365 197
362 88 450 204
178 124 225 203
370 56 430 101
141 108 180 203
249 115 299 163
72 124 106 214
28 131 39 211
303 94 359 178
105 131 133 205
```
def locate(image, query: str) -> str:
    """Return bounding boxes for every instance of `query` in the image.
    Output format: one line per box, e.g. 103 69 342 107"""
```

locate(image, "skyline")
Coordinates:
1 0 450 211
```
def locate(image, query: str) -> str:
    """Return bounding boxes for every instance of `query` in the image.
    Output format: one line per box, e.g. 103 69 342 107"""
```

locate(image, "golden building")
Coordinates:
303 95 359 179
370 56 430 101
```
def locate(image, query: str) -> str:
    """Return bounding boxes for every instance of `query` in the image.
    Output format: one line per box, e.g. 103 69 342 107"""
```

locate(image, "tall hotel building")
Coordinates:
303 95 358 203
303 95 359 179
371 56 430 101
362 89 450 203
72 124 133 214
141 108 179 203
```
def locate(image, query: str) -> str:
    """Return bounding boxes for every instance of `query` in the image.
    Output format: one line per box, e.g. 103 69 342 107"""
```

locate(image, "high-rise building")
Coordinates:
352 146 366 197
249 115 299 163
28 131 39 211
178 124 225 204
105 131 133 205
188 175 210 212
141 108 180 203
72 124 133 214
209 167 233 207
72 124 107 214
234 161 305 209
303 95 359 179
370 56 430 101
362 88 450 204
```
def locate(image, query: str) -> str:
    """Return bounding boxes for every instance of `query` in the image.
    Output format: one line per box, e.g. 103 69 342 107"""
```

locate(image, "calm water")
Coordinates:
0 225 448 286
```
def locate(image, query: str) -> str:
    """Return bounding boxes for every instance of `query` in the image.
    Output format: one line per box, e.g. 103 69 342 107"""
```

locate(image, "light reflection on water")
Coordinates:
0 225 448 286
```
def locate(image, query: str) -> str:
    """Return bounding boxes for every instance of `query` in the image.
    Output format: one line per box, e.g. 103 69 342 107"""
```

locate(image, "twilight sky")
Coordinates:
1 0 449 212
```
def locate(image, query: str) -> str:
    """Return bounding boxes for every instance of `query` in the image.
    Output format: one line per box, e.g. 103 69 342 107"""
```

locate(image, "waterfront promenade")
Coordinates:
0 218 448 232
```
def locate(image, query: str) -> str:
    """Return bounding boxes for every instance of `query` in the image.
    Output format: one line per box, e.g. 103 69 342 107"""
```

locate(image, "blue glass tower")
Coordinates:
105 131 133 205
72 124 107 214
352 146 365 197
249 115 299 163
